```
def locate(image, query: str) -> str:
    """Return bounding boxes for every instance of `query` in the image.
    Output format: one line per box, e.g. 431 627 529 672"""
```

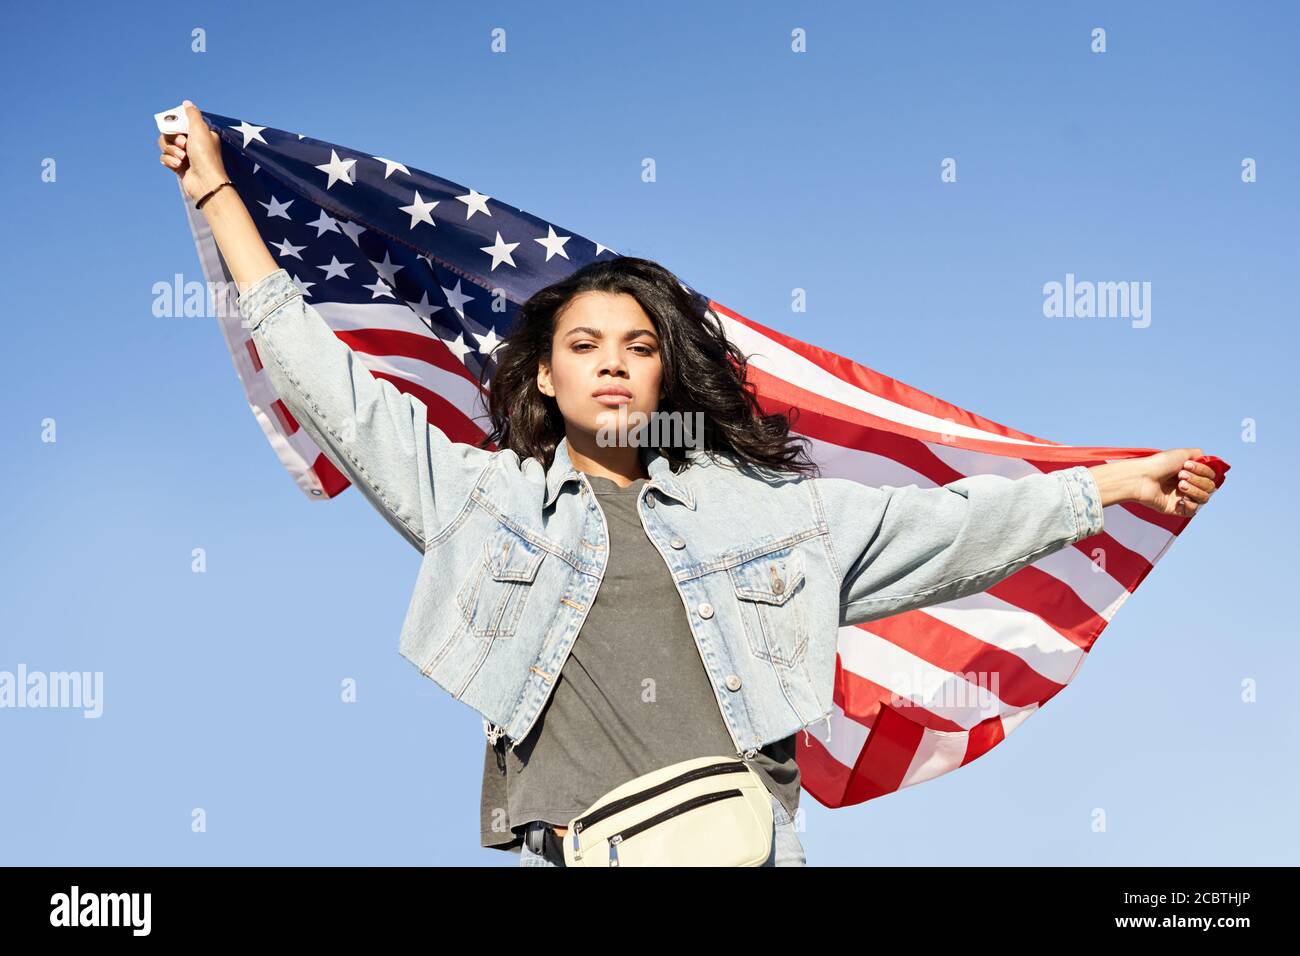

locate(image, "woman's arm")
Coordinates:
159 101 497 553
158 102 278 293
815 449 1218 628
816 466 1102 628
235 271 496 553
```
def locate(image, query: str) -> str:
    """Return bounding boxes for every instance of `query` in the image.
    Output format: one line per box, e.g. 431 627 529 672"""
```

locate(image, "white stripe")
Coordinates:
354 352 492 428
837 625 1023 730
898 702 1039 790
314 298 445 337
799 432 935 488
720 315 1058 448
898 726 969 789
917 594 1086 685
1098 503 1177 564
924 441 1041 479
804 700 871 771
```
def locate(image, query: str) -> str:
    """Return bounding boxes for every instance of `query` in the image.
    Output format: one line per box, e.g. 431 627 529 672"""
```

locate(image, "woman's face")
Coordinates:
537 290 664 440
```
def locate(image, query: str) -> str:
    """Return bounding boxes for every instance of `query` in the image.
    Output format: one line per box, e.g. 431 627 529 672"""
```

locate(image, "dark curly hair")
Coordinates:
475 256 818 479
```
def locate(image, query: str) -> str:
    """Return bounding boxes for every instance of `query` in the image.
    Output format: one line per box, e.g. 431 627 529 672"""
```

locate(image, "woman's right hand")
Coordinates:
157 100 230 204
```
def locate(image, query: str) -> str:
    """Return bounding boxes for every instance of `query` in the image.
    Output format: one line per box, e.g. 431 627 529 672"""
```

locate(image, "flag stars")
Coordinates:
369 252 405 286
441 279 474 318
318 256 354 281
480 231 519 271
373 156 411 179
288 273 316 298
398 190 439 230
315 149 357 189
307 209 341 237
270 238 306 260
534 225 572 261
259 196 294 220
339 220 366 245
231 120 268 148
472 326 503 355
405 292 444 326
362 278 397 300
440 333 473 364
456 188 492 220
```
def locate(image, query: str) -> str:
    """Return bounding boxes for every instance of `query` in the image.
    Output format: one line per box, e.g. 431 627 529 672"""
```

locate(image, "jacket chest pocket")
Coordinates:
457 525 545 639
727 547 808 669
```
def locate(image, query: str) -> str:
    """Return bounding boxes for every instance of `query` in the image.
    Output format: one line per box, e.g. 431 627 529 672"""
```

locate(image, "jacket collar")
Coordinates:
543 434 701 510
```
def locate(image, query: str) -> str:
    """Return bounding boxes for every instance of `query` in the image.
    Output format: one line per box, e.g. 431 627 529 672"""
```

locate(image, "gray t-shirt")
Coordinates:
480 472 801 851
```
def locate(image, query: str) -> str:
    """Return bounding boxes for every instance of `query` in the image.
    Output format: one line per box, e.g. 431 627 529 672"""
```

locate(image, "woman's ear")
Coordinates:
537 359 554 397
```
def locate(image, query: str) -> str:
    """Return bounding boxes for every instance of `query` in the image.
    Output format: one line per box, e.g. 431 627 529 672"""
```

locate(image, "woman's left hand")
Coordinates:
1132 447 1221 517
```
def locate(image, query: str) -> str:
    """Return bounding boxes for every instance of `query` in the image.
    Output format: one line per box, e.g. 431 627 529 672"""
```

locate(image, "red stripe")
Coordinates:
373 372 492 447
961 714 1006 768
834 662 892 731
245 337 263 374
984 564 1107 652
337 327 487 392
843 704 926 805
270 399 299 437
793 733 855 809
311 452 351 499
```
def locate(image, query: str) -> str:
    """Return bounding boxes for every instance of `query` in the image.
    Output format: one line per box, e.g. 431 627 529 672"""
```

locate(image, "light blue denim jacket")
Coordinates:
236 268 1105 759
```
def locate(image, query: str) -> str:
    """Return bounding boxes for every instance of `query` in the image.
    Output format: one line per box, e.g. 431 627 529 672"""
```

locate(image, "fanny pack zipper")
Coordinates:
606 788 745 866
570 760 749 856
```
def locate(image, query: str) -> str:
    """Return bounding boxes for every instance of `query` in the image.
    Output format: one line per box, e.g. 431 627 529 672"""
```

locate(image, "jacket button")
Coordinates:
724 674 742 691
644 495 656 508
670 536 685 549
698 602 714 619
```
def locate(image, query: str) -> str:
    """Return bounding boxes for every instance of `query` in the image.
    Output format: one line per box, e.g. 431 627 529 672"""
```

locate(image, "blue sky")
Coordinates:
1 1 1296 866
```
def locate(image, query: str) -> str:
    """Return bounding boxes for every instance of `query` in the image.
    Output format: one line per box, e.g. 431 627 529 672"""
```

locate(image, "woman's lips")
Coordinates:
593 394 633 406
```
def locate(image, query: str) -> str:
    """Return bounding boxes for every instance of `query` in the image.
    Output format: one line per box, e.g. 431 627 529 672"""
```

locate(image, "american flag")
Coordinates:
174 108 1223 810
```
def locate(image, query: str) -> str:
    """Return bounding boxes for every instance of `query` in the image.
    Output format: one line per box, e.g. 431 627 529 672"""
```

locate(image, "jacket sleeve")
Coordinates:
812 465 1105 627
236 267 497 554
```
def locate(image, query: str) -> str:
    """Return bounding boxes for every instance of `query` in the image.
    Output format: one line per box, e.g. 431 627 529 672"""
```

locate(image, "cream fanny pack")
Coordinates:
561 754 774 867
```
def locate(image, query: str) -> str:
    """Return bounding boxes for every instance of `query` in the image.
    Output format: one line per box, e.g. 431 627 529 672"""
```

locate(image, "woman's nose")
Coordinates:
597 348 628 376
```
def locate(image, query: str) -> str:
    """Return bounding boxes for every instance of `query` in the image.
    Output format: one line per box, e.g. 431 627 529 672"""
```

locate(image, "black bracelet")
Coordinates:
196 180 234 210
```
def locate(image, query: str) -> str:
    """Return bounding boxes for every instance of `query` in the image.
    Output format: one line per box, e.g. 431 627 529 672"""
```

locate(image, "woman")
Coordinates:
158 102 1220 867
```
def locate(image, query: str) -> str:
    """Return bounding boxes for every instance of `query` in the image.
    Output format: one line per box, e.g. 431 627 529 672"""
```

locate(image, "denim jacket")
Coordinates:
236 268 1105 759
